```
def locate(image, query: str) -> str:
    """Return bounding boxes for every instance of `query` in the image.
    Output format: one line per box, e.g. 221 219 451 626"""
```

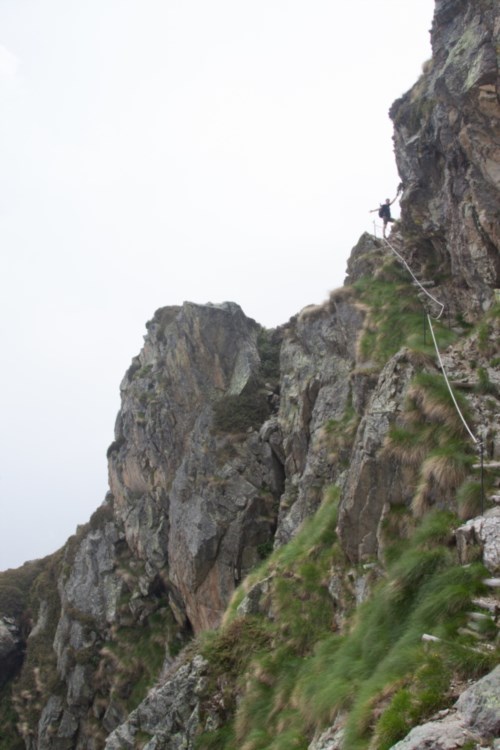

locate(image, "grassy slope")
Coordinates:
194 269 500 750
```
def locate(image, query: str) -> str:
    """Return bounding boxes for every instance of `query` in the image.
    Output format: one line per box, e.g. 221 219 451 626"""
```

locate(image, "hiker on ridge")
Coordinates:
370 185 402 238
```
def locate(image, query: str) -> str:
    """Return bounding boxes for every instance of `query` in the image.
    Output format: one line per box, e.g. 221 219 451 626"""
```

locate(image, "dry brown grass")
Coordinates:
328 286 356 306
383 429 432 468
420 454 469 490
298 302 329 323
406 383 458 426
411 480 432 518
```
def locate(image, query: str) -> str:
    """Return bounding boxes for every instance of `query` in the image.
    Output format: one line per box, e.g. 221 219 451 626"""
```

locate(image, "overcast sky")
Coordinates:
0 0 435 571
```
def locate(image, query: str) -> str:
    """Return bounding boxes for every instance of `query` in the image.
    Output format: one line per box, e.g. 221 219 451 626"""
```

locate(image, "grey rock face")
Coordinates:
274 287 366 545
0 616 23 688
389 714 478 750
104 656 208 750
108 301 279 633
17 301 282 748
390 665 500 749
456 507 500 573
390 0 500 317
307 723 344 750
338 350 418 563
38 696 79 750
456 664 500 738
0 616 21 659
236 576 273 618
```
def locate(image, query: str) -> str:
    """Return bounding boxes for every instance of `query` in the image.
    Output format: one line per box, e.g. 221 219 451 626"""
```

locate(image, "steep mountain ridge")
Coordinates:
1 0 499 748
391 0 499 316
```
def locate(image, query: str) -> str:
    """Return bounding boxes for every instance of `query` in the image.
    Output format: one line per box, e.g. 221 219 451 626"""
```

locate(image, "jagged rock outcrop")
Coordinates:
104 656 208 750
274 283 366 545
107 301 282 633
391 0 500 317
456 507 500 572
2 301 284 748
337 349 418 562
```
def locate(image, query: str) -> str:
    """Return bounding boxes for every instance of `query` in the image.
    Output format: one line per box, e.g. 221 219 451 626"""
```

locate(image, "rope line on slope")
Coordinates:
426 313 481 446
382 236 482 449
383 235 445 320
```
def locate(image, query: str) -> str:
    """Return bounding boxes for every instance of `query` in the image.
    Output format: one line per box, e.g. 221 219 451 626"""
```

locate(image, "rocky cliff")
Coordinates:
0 0 499 748
390 0 499 317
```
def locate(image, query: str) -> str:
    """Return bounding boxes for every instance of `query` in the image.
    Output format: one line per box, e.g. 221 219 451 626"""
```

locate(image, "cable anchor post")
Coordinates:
480 441 485 516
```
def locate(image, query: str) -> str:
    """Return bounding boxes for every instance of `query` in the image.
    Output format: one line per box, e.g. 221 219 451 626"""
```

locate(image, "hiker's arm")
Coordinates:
390 184 403 205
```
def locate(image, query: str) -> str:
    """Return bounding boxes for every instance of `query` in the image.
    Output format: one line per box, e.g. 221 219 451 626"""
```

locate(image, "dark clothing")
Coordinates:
379 204 391 220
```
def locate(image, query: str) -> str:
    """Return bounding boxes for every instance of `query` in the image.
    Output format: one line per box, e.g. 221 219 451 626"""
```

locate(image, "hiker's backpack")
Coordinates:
378 204 389 219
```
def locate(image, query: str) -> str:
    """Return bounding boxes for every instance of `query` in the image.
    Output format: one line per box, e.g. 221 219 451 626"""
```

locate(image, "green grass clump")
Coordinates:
457 480 484 520
199 507 496 750
293 512 490 748
373 655 449 749
407 373 472 434
352 260 457 367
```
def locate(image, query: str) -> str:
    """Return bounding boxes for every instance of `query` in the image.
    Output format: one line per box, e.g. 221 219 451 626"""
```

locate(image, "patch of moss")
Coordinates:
213 386 270 434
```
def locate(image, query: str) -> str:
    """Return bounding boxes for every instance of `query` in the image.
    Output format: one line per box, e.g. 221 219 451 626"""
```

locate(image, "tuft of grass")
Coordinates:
457 480 484 520
384 423 435 467
195 724 236 750
422 445 473 482
407 373 472 436
385 371 476 518
352 260 458 369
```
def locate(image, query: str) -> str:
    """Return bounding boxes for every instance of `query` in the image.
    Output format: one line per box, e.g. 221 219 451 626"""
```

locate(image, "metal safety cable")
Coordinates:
380 234 480 448
383 236 445 320
426 313 480 446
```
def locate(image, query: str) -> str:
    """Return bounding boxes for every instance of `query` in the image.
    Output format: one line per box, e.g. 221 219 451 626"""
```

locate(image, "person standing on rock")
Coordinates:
370 185 402 238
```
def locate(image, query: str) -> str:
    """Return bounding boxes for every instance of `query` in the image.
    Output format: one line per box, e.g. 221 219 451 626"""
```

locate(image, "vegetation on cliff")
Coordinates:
1 1 500 744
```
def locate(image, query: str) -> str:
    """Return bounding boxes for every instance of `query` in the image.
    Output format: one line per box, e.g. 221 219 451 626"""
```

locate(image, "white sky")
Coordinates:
0 0 434 571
